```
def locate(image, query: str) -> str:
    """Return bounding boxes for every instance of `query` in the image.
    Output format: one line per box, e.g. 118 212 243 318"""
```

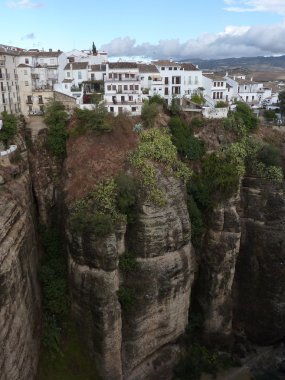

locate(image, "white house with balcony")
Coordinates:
104 62 142 116
137 63 164 99
225 75 272 105
152 60 203 105
202 73 228 106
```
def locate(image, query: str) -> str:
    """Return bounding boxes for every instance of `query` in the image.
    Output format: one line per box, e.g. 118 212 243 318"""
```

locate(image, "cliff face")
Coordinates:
67 173 195 380
194 196 241 346
0 134 41 380
233 177 285 344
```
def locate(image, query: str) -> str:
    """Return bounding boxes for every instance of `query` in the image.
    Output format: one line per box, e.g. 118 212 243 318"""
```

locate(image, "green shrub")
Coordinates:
235 101 258 131
264 109 277 122
0 112 18 147
44 101 68 158
215 100 228 108
257 144 282 167
169 116 205 160
115 173 137 223
119 251 138 272
141 101 159 128
71 104 112 135
169 96 181 115
149 94 166 106
191 93 206 105
130 128 192 205
117 286 136 311
191 117 204 128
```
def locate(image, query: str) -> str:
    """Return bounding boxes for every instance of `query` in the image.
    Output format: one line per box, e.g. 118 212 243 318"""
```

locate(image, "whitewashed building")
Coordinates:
0 44 21 114
104 62 143 115
152 60 203 105
202 73 228 106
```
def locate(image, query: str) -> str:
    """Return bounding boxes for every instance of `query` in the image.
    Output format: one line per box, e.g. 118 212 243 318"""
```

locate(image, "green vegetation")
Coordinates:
191 93 206 105
115 173 137 223
71 104 113 136
263 109 277 122
0 112 18 147
117 286 137 311
149 94 166 107
169 116 205 160
278 90 285 115
169 96 181 115
119 251 138 272
38 322 100 380
39 229 70 354
191 117 204 128
187 195 204 248
44 101 69 158
130 128 192 205
215 100 228 108
141 100 159 128
70 179 119 236
224 101 258 135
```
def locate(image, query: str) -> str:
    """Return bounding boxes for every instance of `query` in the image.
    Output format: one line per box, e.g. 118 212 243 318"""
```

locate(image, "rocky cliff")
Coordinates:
0 133 41 380
67 173 195 380
234 177 285 344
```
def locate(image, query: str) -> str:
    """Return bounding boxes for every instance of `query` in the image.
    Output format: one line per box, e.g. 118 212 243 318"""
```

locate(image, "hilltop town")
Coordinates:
0 42 282 121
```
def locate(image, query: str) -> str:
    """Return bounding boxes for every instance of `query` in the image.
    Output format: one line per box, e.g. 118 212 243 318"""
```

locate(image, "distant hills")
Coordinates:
182 55 285 72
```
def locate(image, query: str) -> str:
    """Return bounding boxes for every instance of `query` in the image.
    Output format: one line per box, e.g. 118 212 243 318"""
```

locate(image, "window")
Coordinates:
25 81 29 86
220 92 223 99
165 87 169 95
91 73 95 80
130 85 134 90
65 85 68 89
110 107 114 112
174 67 177 70
78 71 82 79
169 67 172 70
114 73 118 79
161 67 165 70
124 85 128 90
221 82 223 86
252 96 254 101
125 74 129 78
107 85 111 91
67 72 71 77
165 77 169 85
135 85 139 90
213 92 216 99
195 76 198 85
214 82 217 87
129 96 133 101
132 107 136 112
25 58 29 64
24 70 28 75
109 74 112 79
130 74 135 78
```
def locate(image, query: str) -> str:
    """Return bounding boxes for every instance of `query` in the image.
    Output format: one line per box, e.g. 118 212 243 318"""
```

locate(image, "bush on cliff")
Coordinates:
44 101 69 158
71 104 113 135
141 100 159 128
169 116 205 160
0 111 17 147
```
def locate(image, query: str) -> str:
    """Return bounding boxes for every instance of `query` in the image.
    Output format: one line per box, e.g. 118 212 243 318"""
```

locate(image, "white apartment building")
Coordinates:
225 75 272 105
0 45 21 114
202 73 228 106
137 63 164 98
152 60 203 104
16 49 61 115
104 62 143 115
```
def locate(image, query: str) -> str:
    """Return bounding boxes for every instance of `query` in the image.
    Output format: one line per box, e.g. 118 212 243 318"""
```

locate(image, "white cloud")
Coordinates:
224 0 285 15
100 21 285 60
7 0 44 9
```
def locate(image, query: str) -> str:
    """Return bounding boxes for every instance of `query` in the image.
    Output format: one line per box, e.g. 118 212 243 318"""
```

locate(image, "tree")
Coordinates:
92 42 97 55
141 100 159 128
0 112 18 147
234 101 258 131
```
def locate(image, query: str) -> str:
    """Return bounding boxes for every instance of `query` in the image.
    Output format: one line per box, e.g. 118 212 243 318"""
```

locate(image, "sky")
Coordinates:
1 0 285 60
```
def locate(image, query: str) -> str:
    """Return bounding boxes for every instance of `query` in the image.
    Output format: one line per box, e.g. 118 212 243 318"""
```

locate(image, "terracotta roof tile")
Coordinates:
108 62 137 69
137 63 159 73
64 62 89 70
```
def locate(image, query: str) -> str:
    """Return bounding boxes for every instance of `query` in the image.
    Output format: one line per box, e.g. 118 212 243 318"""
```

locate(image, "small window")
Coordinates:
110 107 114 112
25 81 29 86
135 85 139 90
161 67 165 70
107 85 111 91
125 74 129 78
78 71 82 79
131 107 136 112
124 85 128 90
25 58 29 64
174 67 177 70
24 70 28 75
67 72 70 78
130 85 134 90
169 67 172 70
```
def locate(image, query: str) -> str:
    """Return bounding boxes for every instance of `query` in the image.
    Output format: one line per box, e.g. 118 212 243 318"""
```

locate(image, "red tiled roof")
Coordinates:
64 62 88 70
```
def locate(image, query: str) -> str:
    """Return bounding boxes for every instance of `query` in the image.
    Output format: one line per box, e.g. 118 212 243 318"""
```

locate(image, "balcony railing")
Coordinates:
26 100 33 104
105 77 140 82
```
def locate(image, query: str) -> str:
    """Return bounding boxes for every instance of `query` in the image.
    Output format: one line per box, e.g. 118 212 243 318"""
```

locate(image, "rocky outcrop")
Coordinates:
194 196 241 346
233 177 285 344
67 173 195 380
0 137 41 380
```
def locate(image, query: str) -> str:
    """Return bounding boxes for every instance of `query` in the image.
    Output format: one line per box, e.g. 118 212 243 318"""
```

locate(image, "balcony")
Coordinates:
105 77 140 82
31 73 40 79
26 100 33 104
